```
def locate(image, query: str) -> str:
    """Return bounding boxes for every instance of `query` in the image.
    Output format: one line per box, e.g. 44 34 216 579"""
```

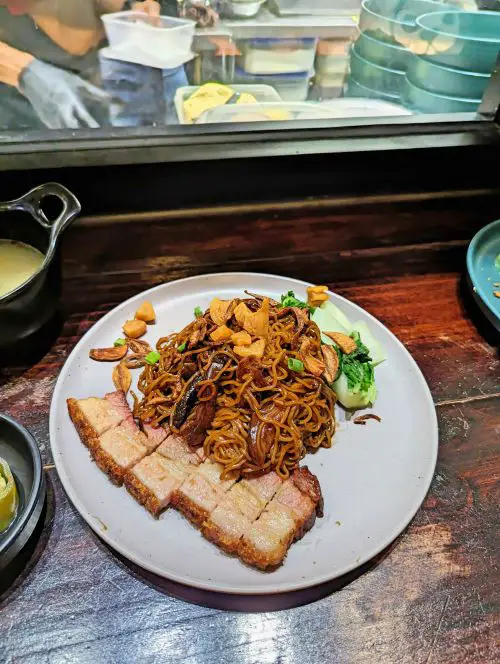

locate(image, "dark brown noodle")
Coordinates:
133 298 336 479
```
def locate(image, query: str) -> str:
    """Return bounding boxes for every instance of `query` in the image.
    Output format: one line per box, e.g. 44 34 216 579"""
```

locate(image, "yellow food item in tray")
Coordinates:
0 457 18 533
183 83 258 123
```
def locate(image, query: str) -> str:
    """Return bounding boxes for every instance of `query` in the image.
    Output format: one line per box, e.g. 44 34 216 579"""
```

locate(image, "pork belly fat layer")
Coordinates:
67 397 123 446
201 472 282 554
93 425 148 486
124 453 188 517
104 391 133 421
203 504 251 555
273 480 316 535
241 472 282 503
238 469 321 569
157 435 203 465
142 422 168 450
239 506 297 570
174 460 236 527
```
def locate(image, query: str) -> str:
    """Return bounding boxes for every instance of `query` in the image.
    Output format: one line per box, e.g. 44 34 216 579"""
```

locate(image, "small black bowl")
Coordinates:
0 413 45 569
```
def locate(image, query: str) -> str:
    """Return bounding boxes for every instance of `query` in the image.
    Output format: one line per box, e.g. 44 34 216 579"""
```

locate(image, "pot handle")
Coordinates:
0 183 81 236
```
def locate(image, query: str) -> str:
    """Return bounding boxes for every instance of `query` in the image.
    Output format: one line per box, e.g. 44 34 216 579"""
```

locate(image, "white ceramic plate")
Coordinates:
50 273 438 595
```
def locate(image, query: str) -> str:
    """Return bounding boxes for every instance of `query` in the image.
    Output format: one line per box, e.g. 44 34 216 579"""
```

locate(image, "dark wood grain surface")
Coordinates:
1 191 499 664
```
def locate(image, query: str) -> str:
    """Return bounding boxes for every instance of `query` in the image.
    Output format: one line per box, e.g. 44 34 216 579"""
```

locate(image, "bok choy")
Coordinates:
311 301 386 409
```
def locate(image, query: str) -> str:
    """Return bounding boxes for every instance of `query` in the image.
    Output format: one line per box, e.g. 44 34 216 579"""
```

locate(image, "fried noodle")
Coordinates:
133 297 336 479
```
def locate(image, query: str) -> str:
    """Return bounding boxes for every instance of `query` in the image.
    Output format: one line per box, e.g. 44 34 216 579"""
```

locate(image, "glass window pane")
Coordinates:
0 0 498 133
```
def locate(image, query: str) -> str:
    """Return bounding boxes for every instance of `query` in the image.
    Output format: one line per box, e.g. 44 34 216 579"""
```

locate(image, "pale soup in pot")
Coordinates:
0 239 45 298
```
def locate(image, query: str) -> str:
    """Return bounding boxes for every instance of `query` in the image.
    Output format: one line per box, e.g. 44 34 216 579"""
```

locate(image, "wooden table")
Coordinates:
1 191 499 664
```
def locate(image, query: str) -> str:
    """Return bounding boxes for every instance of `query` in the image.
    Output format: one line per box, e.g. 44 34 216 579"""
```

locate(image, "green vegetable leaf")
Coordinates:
495 254 500 270
177 342 187 352
288 357 304 372
279 290 312 312
113 338 126 347
342 355 374 392
194 306 203 318
145 351 161 365
350 331 372 363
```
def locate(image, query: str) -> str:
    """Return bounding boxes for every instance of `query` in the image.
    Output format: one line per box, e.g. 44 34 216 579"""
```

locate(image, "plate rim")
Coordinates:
466 217 500 329
50 271 439 595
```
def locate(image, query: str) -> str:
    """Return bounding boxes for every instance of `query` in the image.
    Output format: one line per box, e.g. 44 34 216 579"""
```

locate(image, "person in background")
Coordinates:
100 1 220 127
100 0 189 127
0 0 162 129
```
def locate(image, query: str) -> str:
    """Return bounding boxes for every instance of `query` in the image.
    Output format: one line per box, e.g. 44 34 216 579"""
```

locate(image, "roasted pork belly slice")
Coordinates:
197 459 237 493
202 483 263 554
104 390 134 422
67 396 124 449
239 506 297 570
118 417 164 454
92 424 148 486
273 480 316 538
124 453 193 517
224 482 265 522
174 473 224 527
174 459 236 527
203 503 251 555
157 434 203 465
238 466 323 569
240 472 282 504
142 422 168 450
202 472 282 554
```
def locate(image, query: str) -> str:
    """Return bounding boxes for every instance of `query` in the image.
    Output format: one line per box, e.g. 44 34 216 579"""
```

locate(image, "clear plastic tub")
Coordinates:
234 68 313 101
238 38 317 74
102 12 196 69
197 98 411 123
197 102 341 123
175 84 282 124
269 0 362 16
320 97 412 116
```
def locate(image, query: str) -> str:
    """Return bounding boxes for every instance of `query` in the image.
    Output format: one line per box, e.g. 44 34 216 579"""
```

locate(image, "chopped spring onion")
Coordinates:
177 342 187 352
145 351 161 365
288 358 304 372
194 306 203 318
113 338 126 347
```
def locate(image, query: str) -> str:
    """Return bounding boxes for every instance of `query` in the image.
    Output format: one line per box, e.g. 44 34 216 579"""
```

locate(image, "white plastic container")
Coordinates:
234 68 313 101
319 98 412 117
269 0 362 15
238 38 317 74
313 71 348 99
197 101 342 123
316 38 352 75
221 0 267 18
197 98 410 123
102 12 195 69
175 84 282 124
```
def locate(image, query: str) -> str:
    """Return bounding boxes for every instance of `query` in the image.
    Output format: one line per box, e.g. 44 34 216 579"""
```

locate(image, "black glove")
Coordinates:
19 59 110 129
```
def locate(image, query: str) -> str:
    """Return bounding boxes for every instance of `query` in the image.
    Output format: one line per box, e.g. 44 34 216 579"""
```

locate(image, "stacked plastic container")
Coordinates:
234 37 317 101
312 38 352 99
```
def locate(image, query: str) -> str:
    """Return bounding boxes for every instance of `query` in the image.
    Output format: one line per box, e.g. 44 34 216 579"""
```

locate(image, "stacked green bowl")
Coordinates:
402 11 500 113
345 0 458 102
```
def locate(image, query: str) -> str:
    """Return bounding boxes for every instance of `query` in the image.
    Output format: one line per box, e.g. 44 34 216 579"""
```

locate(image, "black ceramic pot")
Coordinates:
0 183 81 351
